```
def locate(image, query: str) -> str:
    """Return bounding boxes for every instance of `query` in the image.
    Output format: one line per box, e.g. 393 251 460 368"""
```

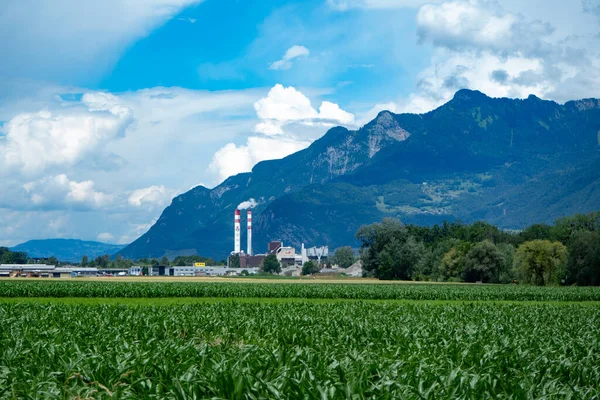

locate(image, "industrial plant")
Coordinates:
229 208 329 272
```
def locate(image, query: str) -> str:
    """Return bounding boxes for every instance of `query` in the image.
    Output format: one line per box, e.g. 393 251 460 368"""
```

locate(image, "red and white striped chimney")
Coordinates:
234 209 241 253
247 210 252 256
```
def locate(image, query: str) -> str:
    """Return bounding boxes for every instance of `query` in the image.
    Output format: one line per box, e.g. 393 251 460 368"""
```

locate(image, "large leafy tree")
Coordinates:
463 241 505 283
302 261 320 276
262 254 281 274
357 218 425 280
330 246 356 269
566 231 600 286
514 240 568 286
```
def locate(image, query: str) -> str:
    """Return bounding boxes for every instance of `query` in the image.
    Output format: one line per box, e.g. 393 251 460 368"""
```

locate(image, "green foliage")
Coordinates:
463 241 505 283
80 255 88 267
566 231 600 286
514 240 568 286
0 247 28 264
1 301 599 398
262 254 281 274
228 254 240 269
302 261 320 276
141 266 149 276
160 256 170 265
356 218 425 280
1 280 600 301
330 246 356 268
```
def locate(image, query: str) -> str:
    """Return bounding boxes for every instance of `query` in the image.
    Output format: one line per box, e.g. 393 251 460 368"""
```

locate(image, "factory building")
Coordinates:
228 208 329 271
0 264 98 278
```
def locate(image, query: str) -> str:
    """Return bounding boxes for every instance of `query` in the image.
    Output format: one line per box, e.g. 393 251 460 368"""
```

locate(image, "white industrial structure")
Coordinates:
247 209 252 256
234 209 241 254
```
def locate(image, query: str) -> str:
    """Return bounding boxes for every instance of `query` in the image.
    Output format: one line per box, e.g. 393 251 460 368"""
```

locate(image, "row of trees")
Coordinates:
357 212 600 286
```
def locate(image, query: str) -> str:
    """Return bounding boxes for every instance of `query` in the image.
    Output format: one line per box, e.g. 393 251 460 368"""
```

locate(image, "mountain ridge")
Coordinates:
119 90 600 260
11 239 125 262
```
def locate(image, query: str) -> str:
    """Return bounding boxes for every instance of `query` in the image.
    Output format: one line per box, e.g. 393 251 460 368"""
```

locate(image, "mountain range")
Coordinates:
118 89 600 260
11 239 125 262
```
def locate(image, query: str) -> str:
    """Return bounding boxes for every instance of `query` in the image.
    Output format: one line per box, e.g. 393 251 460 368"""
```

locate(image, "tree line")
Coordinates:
356 211 600 286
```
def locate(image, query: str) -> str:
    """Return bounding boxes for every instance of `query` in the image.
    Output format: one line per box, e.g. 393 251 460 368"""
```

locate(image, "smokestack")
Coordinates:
247 210 252 256
234 209 241 253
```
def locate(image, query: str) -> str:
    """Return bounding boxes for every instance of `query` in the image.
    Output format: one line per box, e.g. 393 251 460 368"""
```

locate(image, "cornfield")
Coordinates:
0 301 599 398
1 280 600 301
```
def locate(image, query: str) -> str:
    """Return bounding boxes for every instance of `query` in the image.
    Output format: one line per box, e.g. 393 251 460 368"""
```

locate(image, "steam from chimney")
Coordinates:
237 198 257 210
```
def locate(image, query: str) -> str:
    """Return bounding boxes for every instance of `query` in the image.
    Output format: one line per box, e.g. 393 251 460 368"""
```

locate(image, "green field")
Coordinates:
1 281 599 398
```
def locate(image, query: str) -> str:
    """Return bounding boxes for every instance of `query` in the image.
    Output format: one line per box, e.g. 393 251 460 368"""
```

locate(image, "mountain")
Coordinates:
11 239 125 262
119 90 600 260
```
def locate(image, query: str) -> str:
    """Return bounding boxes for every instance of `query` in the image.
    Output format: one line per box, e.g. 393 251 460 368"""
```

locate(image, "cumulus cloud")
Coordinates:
253 84 354 135
269 45 310 70
363 0 600 118
208 84 354 183
128 185 174 208
22 174 113 211
416 1 553 55
0 92 133 176
209 136 311 182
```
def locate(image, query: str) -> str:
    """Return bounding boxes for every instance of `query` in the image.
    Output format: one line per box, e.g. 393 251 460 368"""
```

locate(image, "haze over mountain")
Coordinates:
11 239 125 262
119 90 600 260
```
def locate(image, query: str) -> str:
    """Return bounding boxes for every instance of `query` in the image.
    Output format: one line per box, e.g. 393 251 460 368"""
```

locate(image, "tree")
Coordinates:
48 256 59 267
262 254 281 274
514 240 568 286
302 261 320 276
463 241 505 283
376 236 424 280
229 254 240 268
330 246 356 268
566 231 600 286
141 266 149 276
356 218 425 280
81 255 88 267
150 258 159 266
160 256 170 266
496 243 516 283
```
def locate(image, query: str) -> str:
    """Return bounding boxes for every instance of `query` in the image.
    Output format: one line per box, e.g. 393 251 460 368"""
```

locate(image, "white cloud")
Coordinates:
0 92 133 176
0 0 204 82
253 84 354 135
269 45 310 70
97 232 115 242
128 185 174 208
209 136 310 182
416 1 553 55
208 84 354 183
22 174 113 211
364 0 600 117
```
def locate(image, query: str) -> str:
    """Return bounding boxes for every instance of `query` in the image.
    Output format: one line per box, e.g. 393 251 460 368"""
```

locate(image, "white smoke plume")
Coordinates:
237 198 258 210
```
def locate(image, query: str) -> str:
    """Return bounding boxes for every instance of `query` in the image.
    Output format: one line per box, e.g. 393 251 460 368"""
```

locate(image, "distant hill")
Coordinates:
119 89 600 260
11 239 125 262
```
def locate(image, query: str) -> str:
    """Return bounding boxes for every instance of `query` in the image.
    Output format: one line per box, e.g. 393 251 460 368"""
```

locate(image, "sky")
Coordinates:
0 0 599 247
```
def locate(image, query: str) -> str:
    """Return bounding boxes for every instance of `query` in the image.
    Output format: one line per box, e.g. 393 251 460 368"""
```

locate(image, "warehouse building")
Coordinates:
0 264 98 278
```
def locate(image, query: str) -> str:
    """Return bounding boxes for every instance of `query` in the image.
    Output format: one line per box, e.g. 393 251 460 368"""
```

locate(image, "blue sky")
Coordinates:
0 0 599 247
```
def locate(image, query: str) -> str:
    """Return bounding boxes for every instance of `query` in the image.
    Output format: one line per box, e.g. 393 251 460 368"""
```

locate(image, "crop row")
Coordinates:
0 280 600 301
1 301 599 398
